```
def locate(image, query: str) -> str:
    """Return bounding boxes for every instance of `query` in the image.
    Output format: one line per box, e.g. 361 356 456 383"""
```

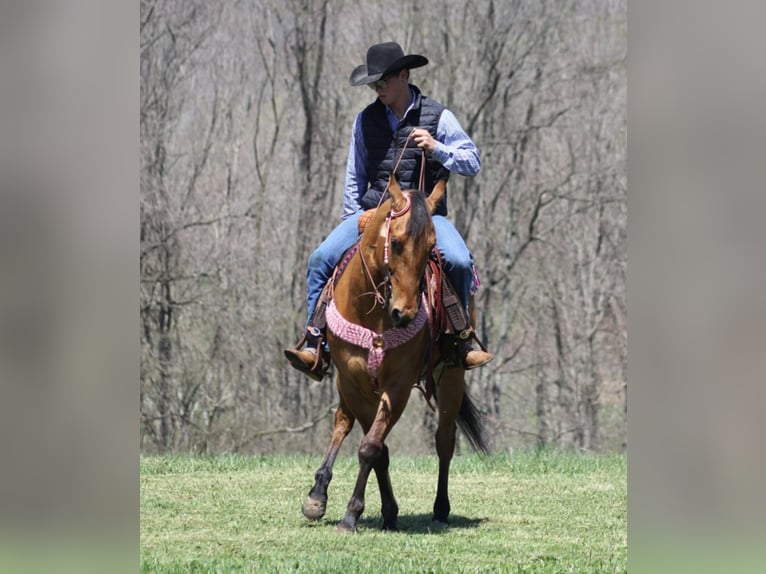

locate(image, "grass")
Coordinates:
141 450 626 573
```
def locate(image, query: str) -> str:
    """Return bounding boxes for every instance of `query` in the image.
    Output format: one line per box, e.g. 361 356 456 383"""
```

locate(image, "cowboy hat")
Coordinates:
349 42 429 87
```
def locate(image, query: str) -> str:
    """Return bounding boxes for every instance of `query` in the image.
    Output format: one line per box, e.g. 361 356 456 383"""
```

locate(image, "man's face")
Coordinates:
368 70 405 103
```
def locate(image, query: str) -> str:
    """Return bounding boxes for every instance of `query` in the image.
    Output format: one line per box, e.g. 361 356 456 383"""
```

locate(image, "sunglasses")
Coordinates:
367 72 397 90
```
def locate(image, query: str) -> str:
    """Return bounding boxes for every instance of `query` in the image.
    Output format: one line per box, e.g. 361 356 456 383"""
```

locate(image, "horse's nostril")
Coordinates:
391 308 412 328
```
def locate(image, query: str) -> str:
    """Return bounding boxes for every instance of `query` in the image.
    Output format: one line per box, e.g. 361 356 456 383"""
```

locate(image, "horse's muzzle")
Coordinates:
390 305 418 328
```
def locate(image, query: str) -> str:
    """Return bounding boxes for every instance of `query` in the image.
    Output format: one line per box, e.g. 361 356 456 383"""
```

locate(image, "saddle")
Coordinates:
299 211 488 401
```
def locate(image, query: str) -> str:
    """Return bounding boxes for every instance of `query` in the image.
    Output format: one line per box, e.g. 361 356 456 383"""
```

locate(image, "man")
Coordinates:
285 41 493 381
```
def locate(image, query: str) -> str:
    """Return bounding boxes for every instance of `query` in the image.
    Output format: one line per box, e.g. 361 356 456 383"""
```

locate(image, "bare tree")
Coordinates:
139 0 626 455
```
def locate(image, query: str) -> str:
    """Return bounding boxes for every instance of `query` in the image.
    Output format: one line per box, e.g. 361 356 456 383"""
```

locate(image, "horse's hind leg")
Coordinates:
302 397 355 521
432 368 464 526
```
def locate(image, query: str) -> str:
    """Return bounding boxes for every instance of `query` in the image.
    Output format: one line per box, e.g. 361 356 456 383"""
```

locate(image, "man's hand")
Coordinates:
411 128 436 153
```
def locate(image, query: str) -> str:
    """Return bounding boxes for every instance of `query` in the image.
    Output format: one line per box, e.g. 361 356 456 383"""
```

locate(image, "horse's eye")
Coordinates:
390 238 403 254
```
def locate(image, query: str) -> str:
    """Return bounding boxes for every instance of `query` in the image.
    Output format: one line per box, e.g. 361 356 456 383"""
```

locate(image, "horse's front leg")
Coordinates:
372 443 399 530
336 388 408 533
302 396 355 521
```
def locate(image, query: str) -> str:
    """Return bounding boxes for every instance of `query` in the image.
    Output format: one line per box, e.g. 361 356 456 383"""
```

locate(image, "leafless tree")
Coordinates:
140 0 626 454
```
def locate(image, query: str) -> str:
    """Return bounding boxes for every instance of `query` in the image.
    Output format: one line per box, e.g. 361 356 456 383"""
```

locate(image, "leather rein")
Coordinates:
359 129 425 311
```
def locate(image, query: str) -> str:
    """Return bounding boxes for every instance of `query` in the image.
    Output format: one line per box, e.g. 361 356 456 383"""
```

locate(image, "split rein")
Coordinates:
360 129 424 310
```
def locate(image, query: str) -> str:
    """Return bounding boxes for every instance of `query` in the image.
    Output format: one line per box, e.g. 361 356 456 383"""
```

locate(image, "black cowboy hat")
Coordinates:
349 42 429 87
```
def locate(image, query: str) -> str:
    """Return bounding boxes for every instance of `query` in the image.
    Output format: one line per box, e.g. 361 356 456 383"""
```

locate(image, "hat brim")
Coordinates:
349 54 429 87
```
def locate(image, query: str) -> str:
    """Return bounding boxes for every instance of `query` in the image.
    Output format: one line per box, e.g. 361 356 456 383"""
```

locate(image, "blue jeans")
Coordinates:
304 211 474 327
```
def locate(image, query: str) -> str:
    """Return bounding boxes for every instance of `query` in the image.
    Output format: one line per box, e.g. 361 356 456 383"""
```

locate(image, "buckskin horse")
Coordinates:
301 175 487 533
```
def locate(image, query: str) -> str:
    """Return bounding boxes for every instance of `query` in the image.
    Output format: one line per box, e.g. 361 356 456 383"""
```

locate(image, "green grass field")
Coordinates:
141 451 626 573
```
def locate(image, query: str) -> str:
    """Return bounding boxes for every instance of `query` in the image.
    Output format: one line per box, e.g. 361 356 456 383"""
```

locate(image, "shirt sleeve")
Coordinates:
342 113 368 220
431 109 481 177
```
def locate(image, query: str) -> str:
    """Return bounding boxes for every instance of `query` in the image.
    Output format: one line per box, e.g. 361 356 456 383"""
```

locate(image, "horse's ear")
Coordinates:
388 174 405 210
426 179 447 215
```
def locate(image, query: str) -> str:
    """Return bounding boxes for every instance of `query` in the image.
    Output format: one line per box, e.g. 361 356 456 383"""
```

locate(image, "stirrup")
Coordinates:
284 327 330 381
439 331 494 370
284 347 329 381
457 328 494 369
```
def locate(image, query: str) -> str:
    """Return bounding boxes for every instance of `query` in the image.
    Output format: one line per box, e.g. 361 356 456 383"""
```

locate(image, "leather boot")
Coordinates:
461 343 494 370
284 347 325 381
283 327 328 381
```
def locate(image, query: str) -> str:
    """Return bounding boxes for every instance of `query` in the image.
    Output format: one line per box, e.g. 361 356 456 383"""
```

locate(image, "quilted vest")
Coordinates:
359 85 450 216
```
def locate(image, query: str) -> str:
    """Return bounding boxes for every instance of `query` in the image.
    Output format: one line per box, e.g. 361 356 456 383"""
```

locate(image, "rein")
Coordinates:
361 127 423 305
380 130 426 202
360 192 412 310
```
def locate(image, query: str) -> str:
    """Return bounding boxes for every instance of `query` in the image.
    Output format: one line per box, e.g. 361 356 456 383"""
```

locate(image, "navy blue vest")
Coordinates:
359 85 450 216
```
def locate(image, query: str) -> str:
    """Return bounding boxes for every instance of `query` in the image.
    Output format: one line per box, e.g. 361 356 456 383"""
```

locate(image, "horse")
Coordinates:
301 175 488 533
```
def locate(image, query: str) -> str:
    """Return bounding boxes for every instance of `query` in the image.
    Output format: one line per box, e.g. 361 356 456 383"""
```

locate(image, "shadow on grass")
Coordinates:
305 513 487 534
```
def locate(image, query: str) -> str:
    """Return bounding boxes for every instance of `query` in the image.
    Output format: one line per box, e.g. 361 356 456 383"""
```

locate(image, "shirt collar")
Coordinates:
384 86 418 129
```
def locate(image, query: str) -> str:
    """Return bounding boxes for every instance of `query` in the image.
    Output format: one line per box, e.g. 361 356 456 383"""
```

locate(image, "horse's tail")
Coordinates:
457 389 489 454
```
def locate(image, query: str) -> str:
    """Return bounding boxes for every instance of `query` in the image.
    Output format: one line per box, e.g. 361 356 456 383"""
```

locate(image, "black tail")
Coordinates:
457 390 488 453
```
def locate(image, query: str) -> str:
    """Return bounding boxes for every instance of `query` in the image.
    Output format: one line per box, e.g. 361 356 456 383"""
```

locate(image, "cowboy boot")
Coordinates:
461 342 494 370
439 333 494 370
284 326 329 382
440 279 494 369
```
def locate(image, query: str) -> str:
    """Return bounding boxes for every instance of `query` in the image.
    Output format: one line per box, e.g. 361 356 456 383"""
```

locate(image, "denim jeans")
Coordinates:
304 211 474 327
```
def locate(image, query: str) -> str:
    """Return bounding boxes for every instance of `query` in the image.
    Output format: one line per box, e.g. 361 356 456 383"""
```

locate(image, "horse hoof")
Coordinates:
335 522 356 534
301 497 326 521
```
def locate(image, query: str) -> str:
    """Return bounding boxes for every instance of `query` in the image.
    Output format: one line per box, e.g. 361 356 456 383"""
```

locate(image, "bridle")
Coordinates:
359 192 412 311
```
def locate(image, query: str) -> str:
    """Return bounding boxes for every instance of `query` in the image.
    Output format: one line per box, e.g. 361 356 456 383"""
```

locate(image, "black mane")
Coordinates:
406 191 430 238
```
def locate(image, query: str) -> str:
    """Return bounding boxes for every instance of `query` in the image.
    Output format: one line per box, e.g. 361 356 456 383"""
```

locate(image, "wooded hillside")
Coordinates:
140 0 626 454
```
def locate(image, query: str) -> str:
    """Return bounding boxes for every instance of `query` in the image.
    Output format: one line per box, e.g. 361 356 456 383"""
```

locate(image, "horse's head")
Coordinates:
363 174 446 328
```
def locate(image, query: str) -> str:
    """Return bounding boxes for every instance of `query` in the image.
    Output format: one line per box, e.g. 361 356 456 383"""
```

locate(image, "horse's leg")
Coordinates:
372 443 399 530
302 395 355 521
336 387 409 533
432 368 465 526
